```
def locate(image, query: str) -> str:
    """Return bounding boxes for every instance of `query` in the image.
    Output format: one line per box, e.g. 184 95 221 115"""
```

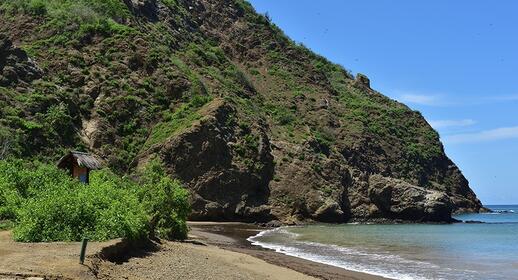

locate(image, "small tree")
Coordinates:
140 159 190 240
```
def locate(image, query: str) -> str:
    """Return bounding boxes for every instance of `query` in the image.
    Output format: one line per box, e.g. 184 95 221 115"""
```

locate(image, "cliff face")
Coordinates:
0 0 484 223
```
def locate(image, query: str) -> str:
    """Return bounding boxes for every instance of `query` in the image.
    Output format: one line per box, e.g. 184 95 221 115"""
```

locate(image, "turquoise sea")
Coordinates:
248 205 518 280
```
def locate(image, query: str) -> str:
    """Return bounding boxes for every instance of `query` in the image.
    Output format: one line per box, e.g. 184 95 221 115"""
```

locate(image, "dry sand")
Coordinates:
0 230 111 279
95 240 315 280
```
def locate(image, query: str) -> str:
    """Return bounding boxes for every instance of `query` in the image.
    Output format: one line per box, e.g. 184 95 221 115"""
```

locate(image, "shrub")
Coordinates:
0 160 190 242
139 159 190 240
27 0 47 15
0 127 19 160
0 160 77 220
0 220 14 230
12 184 147 242
9 167 148 242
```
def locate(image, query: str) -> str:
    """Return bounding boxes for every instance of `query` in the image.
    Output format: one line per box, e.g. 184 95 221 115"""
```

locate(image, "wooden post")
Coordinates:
79 238 88 264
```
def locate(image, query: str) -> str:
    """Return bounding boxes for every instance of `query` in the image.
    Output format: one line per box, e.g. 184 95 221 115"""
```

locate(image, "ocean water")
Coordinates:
248 205 518 280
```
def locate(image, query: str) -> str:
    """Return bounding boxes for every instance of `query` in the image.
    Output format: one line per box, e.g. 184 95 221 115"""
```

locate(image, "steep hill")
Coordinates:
0 0 484 223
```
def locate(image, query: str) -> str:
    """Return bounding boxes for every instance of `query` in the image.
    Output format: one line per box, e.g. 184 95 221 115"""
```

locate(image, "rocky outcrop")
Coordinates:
123 0 159 22
353 73 371 90
0 35 42 86
368 175 454 222
137 99 275 222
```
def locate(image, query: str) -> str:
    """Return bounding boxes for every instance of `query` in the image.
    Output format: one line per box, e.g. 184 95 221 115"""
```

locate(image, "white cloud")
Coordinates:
488 95 518 101
429 119 477 129
390 90 518 107
389 90 449 106
444 126 518 144
399 94 440 106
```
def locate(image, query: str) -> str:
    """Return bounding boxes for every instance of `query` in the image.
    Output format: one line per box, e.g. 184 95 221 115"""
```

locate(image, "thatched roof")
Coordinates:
57 151 102 170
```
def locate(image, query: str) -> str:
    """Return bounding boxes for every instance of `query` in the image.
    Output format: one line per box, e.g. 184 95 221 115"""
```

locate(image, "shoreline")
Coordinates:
188 222 390 280
0 223 389 280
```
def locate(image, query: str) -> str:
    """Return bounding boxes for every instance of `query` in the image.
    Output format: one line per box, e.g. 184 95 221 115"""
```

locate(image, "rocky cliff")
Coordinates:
0 0 484 223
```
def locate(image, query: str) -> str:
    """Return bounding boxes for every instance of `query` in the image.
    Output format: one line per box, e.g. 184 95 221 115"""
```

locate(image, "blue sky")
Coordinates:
247 0 518 204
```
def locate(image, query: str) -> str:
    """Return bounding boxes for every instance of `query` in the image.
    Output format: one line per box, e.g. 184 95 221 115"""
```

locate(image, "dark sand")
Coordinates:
188 222 390 280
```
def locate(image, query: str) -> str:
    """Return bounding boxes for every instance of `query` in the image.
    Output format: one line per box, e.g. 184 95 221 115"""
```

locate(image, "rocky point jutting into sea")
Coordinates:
0 0 484 225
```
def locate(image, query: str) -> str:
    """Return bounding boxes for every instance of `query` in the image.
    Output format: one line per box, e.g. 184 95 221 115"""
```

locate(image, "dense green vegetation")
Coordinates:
0 0 219 172
0 159 190 242
0 91 80 159
1 0 133 40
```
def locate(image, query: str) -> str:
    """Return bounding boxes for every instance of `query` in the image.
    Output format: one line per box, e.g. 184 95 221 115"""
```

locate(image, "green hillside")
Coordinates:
0 0 484 224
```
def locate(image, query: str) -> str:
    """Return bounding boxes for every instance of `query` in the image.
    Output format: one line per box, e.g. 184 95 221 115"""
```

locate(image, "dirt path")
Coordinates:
0 231 114 279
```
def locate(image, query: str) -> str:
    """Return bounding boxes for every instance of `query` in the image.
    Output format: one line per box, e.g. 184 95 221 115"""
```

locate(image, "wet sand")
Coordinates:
188 222 389 280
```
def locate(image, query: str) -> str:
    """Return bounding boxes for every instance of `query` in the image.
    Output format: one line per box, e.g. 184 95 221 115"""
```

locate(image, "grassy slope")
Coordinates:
215 0 445 185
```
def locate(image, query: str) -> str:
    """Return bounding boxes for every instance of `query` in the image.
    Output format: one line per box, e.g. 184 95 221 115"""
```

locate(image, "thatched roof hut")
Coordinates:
57 151 102 184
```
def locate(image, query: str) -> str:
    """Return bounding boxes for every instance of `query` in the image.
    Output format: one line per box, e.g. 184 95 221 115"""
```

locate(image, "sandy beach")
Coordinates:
0 223 387 280
188 222 388 280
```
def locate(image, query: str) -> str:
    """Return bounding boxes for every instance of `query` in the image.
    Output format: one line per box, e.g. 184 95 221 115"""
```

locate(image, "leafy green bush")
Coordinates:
27 0 47 15
0 160 190 242
0 160 77 220
0 220 14 230
139 159 190 240
13 179 147 242
1 163 147 242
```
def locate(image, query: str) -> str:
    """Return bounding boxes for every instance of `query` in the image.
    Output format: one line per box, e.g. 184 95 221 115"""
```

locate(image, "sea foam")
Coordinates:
247 227 443 280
